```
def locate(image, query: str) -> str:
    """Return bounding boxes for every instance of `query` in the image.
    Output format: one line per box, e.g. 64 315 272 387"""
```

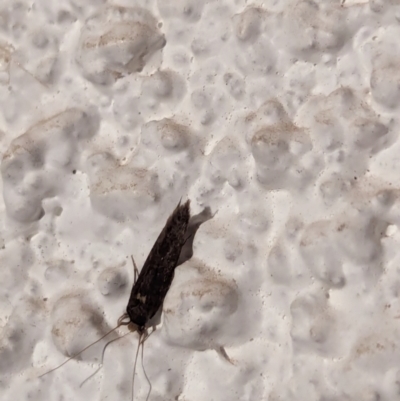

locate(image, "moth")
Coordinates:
40 199 192 399
121 199 191 333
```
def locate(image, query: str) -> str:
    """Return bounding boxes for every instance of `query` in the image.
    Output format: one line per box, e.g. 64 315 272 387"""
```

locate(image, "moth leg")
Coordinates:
216 345 235 365
131 255 139 283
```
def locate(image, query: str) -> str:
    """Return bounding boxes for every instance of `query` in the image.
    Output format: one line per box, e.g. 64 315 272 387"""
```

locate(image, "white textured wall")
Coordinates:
1 1 400 400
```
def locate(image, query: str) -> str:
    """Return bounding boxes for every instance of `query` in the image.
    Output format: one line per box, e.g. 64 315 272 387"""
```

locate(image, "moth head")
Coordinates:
128 321 146 335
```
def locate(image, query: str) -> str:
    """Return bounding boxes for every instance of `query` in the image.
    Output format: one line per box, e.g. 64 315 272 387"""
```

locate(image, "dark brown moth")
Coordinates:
39 200 191 398
118 199 191 400
120 199 191 333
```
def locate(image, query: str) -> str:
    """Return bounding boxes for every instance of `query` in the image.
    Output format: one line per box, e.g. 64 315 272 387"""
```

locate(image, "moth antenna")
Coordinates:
142 334 152 401
131 332 143 401
79 331 132 388
139 327 158 401
118 313 131 326
38 324 122 378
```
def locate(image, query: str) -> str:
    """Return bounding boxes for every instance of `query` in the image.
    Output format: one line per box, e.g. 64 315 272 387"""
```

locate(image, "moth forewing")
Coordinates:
125 200 191 332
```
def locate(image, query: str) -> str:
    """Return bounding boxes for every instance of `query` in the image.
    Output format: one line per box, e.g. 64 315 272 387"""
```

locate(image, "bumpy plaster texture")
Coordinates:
1 1 400 401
